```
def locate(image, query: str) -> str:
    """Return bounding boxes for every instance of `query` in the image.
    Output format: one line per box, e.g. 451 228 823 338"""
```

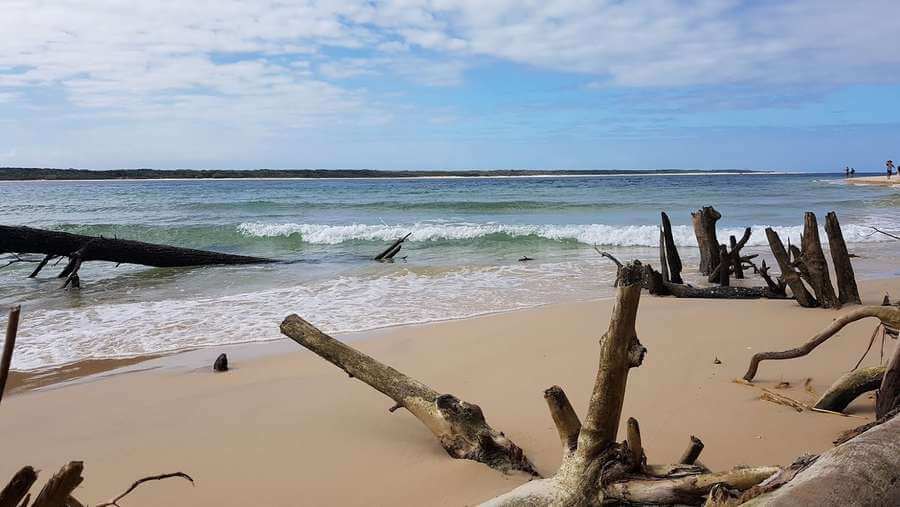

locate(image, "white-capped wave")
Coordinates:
237 221 887 247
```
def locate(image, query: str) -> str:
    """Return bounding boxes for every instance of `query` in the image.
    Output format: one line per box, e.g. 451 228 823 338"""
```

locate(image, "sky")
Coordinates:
1 0 900 172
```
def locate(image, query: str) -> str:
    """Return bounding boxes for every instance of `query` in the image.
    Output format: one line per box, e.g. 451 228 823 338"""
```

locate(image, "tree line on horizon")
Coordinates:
0 167 754 180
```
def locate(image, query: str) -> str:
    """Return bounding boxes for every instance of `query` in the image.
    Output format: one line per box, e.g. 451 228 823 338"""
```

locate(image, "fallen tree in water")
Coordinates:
0 225 275 288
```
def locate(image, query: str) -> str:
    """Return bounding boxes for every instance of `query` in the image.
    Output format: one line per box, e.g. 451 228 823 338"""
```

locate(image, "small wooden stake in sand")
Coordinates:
0 305 21 405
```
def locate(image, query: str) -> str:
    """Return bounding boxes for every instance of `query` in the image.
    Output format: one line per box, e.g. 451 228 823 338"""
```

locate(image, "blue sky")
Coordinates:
1 0 899 171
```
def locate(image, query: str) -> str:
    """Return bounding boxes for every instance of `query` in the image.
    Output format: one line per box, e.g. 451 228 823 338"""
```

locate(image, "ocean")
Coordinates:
1 173 897 370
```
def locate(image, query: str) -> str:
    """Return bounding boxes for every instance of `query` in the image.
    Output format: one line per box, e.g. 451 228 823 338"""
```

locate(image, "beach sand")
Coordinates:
1 278 898 506
846 175 900 187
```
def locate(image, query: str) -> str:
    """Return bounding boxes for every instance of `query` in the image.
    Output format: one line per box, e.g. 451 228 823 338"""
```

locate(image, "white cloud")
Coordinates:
1 0 899 167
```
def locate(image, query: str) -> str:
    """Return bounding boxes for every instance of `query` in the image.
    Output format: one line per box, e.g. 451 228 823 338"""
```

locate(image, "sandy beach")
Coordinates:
846 175 900 187
2 277 897 506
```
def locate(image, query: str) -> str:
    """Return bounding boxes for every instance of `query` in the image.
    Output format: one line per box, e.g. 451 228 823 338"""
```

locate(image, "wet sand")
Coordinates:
1 278 898 506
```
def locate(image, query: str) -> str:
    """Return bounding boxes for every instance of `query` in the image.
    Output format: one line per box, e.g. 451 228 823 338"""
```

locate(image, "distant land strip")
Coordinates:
0 167 765 181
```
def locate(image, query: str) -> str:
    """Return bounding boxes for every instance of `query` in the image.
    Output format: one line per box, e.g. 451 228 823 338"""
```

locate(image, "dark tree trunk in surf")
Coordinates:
691 206 721 276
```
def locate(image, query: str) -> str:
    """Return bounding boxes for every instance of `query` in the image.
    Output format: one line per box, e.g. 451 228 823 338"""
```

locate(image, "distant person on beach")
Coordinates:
850 167 856 177
845 166 850 177
888 160 895 179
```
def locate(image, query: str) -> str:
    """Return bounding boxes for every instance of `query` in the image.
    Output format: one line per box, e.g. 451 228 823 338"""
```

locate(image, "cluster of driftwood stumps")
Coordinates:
630 207 861 306
281 261 900 506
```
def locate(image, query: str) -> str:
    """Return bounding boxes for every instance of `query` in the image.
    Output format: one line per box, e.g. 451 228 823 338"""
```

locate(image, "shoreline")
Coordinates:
2 277 898 505
845 175 900 187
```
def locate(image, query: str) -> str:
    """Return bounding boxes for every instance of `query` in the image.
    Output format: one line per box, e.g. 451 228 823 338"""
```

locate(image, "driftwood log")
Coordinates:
642 264 787 300
824 212 861 305
0 225 275 287
279 315 537 475
743 306 900 381
691 207 721 276
765 228 817 308
373 233 411 261
813 366 885 412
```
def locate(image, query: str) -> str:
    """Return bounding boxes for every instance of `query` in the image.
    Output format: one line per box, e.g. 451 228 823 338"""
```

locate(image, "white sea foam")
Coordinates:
11 261 614 371
237 221 887 247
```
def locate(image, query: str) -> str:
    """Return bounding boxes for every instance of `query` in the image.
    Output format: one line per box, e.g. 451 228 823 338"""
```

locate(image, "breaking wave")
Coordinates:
237 222 888 247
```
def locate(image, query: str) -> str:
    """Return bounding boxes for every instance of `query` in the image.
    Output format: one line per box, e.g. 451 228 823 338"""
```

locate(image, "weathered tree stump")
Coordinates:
0 466 37 507
798 213 839 308
823 212 861 305
691 207 721 276
765 228 817 308
718 244 730 286
660 212 683 284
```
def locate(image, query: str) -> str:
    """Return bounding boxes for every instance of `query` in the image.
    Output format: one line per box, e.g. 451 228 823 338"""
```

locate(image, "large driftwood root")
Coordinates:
743 306 900 381
481 262 780 506
740 414 900 506
279 315 537 475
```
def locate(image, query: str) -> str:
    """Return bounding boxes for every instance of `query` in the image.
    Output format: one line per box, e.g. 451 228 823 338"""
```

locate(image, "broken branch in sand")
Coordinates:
743 306 900 381
95 472 194 507
279 314 537 475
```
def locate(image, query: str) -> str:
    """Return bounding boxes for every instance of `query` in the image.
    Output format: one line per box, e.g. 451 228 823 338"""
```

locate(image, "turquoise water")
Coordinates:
1 173 897 369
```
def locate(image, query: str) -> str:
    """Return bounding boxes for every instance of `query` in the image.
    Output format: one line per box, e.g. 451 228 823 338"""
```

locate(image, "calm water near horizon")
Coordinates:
1 173 898 370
